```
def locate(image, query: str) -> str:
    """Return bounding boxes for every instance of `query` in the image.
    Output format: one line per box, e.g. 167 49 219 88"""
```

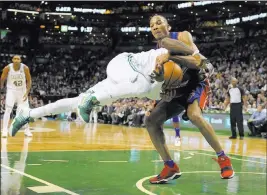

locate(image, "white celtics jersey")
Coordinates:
130 48 168 78
6 63 27 91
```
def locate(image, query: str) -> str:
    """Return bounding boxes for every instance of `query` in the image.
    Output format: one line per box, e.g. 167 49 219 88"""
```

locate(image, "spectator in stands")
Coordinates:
247 105 267 137
0 95 5 115
101 104 114 124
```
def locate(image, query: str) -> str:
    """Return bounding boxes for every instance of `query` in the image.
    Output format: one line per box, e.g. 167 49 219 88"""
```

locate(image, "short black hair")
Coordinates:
12 55 21 59
149 14 169 24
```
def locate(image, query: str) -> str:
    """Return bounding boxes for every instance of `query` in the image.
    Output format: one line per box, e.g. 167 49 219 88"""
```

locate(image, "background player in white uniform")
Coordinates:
0 56 32 138
9 48 169 136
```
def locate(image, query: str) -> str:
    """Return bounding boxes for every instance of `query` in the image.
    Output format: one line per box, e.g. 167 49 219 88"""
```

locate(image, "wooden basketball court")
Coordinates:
1 120 266 195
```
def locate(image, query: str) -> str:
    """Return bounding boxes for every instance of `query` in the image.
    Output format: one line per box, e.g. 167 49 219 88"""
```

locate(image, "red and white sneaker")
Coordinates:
213 156 235 179
149 163 182 184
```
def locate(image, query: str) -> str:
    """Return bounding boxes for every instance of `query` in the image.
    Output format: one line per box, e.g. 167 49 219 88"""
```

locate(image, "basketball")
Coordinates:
163 61 183 87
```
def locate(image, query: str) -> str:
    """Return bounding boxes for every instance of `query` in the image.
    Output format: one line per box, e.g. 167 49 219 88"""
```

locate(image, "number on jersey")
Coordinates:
13 80 23 87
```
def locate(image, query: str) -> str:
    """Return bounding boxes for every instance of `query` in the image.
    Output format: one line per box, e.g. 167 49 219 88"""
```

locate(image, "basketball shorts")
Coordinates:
5 89 29 109
186 80 210 110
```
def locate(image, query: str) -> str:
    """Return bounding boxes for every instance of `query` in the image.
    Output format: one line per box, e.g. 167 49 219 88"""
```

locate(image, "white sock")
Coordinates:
29 97 79 119
24 124 30 132
2 108 12 133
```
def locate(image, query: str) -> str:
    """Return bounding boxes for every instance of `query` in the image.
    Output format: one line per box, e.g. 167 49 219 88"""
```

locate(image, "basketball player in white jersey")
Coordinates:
9 48 172 135
0 55 32 138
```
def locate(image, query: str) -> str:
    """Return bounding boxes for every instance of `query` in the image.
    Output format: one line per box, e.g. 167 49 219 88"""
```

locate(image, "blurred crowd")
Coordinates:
206 38 267 112
0 31 266 128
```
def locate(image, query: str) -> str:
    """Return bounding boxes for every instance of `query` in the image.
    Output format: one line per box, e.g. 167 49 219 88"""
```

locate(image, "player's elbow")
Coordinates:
160 37 171 48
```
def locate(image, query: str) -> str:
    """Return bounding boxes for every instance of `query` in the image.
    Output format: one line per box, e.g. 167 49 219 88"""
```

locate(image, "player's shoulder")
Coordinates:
5 63 13 68
23 64 29 70
3 65 10 71
178 31 192 38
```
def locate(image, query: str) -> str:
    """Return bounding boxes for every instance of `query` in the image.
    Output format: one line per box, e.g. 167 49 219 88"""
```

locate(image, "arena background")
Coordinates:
0 1 266 195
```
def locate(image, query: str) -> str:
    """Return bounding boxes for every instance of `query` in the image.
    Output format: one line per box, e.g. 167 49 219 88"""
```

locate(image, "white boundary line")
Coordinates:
5 148 155 152
193 151 267 164
136 171 267 195
1 164 79 195
183 156 192 160
98 161 128 163
42 160 69 162
197 149 267 160
5 149 267 162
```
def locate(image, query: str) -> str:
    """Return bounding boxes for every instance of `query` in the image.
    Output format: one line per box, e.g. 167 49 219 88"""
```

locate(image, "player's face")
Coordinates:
12 56 21 65
150 16 170 40
231 79 237 86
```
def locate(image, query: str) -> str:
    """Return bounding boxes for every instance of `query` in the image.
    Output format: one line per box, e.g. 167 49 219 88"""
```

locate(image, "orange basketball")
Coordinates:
163 61 183 87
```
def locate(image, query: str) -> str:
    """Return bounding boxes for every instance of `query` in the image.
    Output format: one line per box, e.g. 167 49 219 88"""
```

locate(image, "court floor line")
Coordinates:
136 171 267 195
99 161 128 163
197 149 267 160
5 148 158 153
0 164 79 195
5 149 265 163
193 151 267 164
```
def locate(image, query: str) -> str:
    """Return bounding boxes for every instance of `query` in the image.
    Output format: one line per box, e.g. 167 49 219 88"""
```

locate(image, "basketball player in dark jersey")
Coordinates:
146 15 234 184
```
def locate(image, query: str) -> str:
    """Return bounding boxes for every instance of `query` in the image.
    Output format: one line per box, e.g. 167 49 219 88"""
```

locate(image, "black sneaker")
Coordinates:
229 136 237 139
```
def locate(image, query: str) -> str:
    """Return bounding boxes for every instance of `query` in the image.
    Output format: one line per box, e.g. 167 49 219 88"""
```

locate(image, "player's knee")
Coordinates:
187 111 202 124
145 112 163 131
145 114 160 132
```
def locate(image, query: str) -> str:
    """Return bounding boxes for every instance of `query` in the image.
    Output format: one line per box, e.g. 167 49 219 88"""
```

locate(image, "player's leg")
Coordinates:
9 96 80 136
16 92 33 137
229 108 237 138
145 99 184 184
89 109 93 123
2 90 15 138
93 109 98 123
173 116 180 137
172 116 181 146
186 81 234 179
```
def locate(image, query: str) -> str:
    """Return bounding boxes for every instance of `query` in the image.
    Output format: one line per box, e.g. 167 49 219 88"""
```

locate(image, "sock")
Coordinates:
30 97 79 118
216 151 226 157
164 160 175 168
174 128 180 137
24 124 30 132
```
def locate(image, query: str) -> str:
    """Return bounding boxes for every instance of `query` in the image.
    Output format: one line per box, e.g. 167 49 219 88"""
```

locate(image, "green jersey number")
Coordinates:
13 80 23 87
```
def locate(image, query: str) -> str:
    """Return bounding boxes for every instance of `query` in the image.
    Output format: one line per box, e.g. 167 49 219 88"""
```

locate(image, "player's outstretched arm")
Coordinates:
156 52 212 72
169 55 201 70
0 66 9 89
160 37 195 55
159 31 198 55
161 31 212 70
